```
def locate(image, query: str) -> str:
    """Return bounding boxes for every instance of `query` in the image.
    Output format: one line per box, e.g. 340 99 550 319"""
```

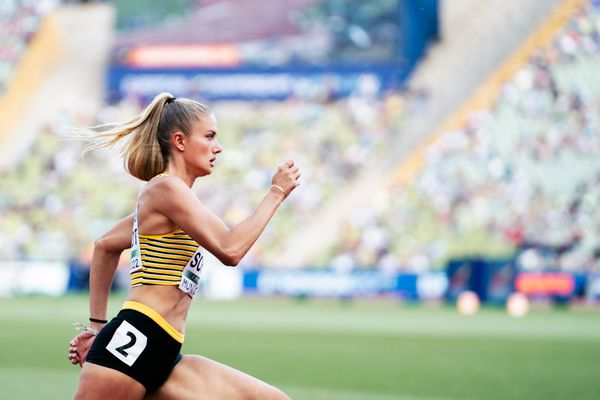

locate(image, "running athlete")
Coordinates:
68 93 299 399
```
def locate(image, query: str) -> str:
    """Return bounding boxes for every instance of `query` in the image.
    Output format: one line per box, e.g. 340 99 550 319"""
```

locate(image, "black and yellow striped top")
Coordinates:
130 229 200 287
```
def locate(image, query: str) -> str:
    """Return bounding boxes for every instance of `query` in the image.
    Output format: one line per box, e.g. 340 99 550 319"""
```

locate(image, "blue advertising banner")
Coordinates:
446 257 593 303
446 258 517 304
242 270 448 300
107 65 407 102
586 274 600 302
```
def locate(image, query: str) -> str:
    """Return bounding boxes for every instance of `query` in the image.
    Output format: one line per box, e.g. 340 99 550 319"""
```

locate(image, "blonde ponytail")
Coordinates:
82 92 211 181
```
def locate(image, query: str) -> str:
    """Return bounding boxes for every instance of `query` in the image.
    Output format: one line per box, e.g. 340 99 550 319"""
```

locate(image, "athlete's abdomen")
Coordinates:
127 285 192 333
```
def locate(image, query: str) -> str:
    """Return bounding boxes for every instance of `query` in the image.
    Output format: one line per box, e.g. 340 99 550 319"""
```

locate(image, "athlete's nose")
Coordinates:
213 138 223 154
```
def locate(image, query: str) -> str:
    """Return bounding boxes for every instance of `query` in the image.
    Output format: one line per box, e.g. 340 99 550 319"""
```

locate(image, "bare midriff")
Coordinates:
127 285 192 333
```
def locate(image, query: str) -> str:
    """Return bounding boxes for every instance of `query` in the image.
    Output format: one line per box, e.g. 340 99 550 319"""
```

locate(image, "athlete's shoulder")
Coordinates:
139 175 189 203
148 175 189 191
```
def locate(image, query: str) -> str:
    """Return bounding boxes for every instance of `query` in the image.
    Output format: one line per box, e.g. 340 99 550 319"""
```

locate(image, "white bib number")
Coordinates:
106 321 147 366
129 205 143 274
179 249 203 298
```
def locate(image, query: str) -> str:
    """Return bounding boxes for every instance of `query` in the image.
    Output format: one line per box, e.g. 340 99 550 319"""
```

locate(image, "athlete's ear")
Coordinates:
172 131 186 152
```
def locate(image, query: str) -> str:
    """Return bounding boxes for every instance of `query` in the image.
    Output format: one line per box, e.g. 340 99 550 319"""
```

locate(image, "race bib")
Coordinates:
129 205 143 274
106 320 148 366
179 249 203 298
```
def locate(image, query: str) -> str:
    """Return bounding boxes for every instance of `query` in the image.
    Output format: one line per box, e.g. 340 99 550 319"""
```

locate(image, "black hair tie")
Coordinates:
166 97 176 104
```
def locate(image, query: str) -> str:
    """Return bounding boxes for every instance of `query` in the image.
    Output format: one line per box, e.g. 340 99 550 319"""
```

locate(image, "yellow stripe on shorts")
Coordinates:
122 300 184 343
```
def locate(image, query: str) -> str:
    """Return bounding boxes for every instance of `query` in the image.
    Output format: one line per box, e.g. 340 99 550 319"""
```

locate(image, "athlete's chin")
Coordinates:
197 168 213 177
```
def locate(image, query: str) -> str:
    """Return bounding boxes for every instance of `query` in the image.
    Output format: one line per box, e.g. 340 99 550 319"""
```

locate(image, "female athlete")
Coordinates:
68 93 299 399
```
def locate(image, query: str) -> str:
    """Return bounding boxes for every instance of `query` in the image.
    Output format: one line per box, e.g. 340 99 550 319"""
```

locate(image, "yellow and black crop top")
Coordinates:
129 205 204 296
131 229 200 286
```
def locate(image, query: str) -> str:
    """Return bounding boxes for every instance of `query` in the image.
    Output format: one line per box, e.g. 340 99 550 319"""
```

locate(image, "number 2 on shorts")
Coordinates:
106 321 147 366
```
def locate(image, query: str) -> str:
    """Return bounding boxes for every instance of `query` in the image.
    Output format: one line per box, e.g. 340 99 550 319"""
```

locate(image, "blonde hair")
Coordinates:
83 92 211 181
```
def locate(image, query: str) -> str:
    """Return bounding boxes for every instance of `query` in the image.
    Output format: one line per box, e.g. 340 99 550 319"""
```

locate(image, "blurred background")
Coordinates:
1 0 599 399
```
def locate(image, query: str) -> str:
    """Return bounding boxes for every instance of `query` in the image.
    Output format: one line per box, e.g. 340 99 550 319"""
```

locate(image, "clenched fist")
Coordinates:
271 160 301 198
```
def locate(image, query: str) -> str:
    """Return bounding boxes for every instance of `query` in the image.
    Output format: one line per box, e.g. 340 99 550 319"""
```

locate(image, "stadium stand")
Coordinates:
326 0 600 273
0 3 128 261
0 90 402 264
2 0 598 281
0 0 62 148
0 0 412 264
277 0 563 267
0 120 139 261
0 0 60 96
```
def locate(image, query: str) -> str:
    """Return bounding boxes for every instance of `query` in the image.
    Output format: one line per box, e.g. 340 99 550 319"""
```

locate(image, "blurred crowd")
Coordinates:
0 0 407 265
2 1 600 278
200 94 404 265
0 109 140 261
0 91 404 263
0 0 59 96
328 2 600 274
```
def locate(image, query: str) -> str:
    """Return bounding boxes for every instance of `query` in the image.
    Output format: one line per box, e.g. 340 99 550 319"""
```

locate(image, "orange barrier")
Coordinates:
0 12 62 144
388 0 589 188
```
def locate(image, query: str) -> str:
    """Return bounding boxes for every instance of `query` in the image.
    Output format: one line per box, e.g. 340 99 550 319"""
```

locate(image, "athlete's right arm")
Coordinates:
89 214 133 331
69 214 133 367
146 161 300 266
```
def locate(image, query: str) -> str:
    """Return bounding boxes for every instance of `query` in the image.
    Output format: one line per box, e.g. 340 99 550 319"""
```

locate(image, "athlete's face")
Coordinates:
185 113 222 177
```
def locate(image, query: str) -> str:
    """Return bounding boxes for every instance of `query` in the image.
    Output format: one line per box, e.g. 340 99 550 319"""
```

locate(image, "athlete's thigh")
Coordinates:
146 354 290 400
74 362 146 400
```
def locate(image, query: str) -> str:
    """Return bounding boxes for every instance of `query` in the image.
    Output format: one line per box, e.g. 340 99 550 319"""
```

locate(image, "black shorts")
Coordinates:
86 301 184 393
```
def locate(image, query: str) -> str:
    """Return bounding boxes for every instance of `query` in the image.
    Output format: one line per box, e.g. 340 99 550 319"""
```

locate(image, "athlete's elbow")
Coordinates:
222 259 241 267
218 246 244 266
220 253 242 267
214 238 250 266
94 236 111 252
93 239 114 263
94 234 125 256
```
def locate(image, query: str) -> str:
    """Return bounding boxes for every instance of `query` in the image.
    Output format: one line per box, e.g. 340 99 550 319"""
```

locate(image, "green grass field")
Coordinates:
1 295 599 400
